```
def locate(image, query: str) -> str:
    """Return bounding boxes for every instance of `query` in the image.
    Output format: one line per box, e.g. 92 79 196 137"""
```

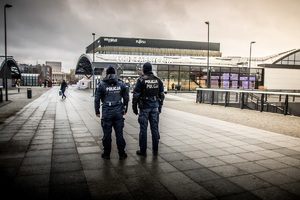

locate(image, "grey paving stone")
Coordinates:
276 167 300 180
209 164 248 178
50 171 86 185
22 156 52 166
232 162 269 173
1 88 300 199
169 159 204 171
159 152 190 162
252 186 298 200
124 175 175 200
229 174 271 191
236 152 267 161
195 157 226 167
184 168 222 183
215 154 248 164
166 182 215 200
279 181 300 196
255 158 290 170
143 161 178 174
274 156 300 167
51 161 83 173
254 170 298 185
200 178 245 197
49 182 91 200
17 164 51 176
155 171 195 187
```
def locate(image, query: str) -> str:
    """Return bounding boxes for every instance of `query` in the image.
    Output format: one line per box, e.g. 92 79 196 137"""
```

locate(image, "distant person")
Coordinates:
132 62 165 156
175 84 181 94
60 80 67 99
125 79 131 93
171 83 175 90
94 65 129 160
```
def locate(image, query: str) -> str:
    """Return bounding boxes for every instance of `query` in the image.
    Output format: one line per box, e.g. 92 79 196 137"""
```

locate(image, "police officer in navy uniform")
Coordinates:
132 62 165 156
94 65 129 160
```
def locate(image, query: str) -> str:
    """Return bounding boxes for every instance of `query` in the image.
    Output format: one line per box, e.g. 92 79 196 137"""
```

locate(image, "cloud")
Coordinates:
0 0 299 72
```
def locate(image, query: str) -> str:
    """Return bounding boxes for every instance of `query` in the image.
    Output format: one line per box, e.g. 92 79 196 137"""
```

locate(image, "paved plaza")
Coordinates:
0 86 300 199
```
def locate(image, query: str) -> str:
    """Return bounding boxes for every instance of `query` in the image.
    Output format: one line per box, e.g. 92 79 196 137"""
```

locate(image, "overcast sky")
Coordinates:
0 0 299 72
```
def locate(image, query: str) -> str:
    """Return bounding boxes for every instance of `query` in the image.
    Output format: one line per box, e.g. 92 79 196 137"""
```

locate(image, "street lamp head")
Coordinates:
5 4 13 8
205 21 209 25
92 33 95 36
251 41 256 44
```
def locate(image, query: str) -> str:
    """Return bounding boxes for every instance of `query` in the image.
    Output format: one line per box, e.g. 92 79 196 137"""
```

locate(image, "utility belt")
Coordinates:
102 101 122 107
141 96 158 100
138 96 158 108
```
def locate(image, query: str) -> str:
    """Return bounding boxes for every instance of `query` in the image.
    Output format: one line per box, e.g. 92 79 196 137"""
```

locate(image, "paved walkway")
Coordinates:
0 86 300 199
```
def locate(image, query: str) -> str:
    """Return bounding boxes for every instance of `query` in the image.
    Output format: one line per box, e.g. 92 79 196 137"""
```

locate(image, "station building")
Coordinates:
75 36 300 91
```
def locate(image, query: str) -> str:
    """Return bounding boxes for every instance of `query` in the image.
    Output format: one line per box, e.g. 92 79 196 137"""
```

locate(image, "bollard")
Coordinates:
27 88 32 99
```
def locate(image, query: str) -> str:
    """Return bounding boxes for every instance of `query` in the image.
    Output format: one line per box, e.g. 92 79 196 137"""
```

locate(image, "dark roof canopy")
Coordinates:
86 36 220 53
0 57 21 79
75 54 103 77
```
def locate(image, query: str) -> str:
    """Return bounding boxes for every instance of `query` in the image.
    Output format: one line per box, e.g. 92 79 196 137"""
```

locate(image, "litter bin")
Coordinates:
27 88 32 99
0 86 3 102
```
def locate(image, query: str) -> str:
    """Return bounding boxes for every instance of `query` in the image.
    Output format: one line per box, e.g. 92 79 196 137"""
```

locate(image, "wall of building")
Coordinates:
264 68 300 90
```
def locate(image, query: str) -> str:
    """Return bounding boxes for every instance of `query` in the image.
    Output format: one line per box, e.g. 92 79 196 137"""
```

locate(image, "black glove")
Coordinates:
158 106 162 113
133 105 138 115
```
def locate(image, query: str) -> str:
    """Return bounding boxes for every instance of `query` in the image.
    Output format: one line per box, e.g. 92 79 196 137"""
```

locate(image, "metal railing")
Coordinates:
196 88 300 116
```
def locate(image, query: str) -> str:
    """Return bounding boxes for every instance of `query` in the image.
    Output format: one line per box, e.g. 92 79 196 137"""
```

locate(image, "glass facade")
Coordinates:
79 36 300 92
19 64 51 86
117 64 263 91
20 74 40 86
156 65 263 91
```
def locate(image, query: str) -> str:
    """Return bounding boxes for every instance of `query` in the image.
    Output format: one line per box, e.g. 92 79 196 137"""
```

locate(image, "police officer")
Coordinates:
94 65 129 160
132 62 165 156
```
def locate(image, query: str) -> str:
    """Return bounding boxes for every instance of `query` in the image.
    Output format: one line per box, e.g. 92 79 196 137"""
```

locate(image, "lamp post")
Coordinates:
92 33 95 96
205 21 210 88
4 4 12 101
248 41 256 89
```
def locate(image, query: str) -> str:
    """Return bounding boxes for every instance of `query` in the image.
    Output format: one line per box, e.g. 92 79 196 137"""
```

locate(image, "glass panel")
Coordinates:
169 65 179 70
158 65 168 71
240 73 248 89
282 60 288 65
169 71 179 91
210 72 220 88
230 73 239 80
231 68 240 73
157 70 169 89
190 71 202 88
191 66 201 72
180 71 190 90
288 54 295 61
180 65 190 71
122 64 137 70
221 67 230 72
295 52 300 60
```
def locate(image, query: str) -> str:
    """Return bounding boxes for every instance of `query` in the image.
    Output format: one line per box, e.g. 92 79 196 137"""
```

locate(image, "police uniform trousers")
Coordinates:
101 112 126 156
138 107 160 153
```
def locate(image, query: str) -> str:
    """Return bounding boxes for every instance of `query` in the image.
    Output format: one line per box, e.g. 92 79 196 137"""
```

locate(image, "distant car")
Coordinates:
163 84 168 94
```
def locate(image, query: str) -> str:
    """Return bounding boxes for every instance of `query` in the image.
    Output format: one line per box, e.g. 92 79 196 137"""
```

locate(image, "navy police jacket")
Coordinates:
132 72 165 109
94 74 129 116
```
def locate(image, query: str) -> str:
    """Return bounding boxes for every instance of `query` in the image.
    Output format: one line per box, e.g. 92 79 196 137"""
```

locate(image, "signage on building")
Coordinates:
97 54 175 64
116 55 172 64
103 38 118 43
136 39 146 44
